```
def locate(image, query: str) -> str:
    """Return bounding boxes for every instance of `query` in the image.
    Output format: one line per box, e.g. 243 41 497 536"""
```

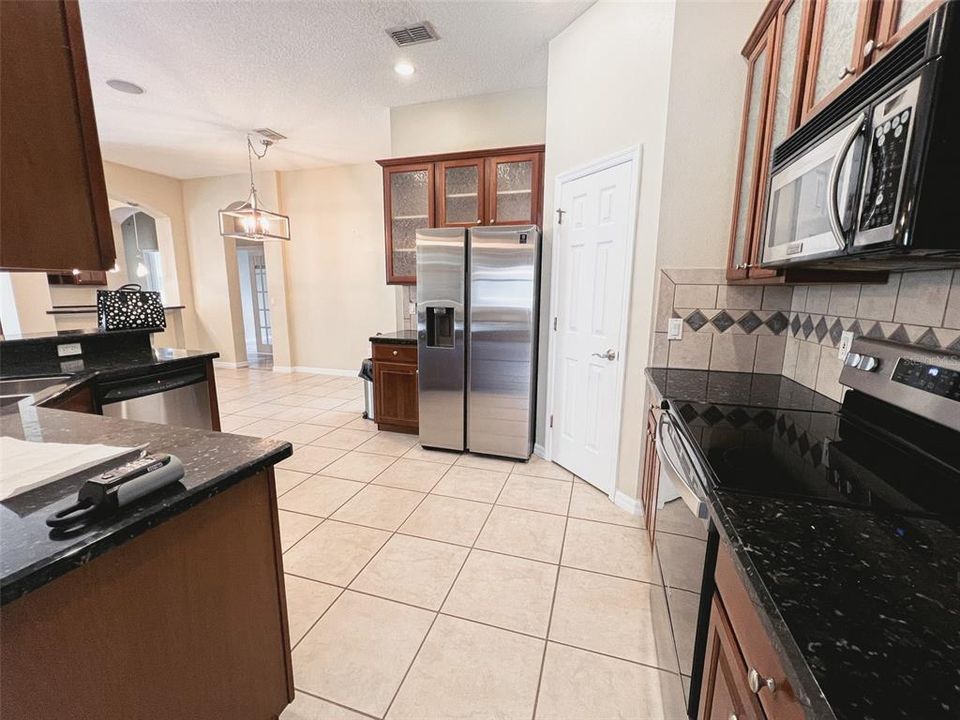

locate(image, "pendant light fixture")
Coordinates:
218 134 291 242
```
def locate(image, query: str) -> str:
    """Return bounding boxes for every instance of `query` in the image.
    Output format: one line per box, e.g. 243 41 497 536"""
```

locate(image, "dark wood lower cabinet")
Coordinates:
641 406 661 546
699 542 806 720
372 342 418 433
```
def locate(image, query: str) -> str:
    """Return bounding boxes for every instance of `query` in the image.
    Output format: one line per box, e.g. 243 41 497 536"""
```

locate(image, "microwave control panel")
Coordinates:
859 107 911 231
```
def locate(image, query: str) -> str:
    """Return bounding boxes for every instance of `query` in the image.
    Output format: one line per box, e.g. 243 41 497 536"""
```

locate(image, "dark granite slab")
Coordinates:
0 326 160 346
0 406 291 605
369 330 417 346
645 367 839 412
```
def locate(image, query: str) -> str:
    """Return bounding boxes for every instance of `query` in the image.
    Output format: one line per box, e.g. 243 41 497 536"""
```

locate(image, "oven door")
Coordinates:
761 112 867 266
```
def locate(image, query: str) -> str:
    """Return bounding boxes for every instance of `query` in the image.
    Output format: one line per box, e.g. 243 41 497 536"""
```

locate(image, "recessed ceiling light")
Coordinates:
106 79 145 95
394 62 415 77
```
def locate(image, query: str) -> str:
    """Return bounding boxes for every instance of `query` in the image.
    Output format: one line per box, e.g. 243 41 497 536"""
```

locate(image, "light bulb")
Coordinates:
136 261 149 278
242 215 256 234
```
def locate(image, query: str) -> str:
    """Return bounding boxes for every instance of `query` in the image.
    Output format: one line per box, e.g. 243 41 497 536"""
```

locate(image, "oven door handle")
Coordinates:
656 412 709 520
828 112 866 251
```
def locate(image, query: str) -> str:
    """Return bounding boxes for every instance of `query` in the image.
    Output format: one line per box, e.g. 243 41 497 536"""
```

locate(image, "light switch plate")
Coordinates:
57 342 82 357
667 318 683 340
837 331 854 360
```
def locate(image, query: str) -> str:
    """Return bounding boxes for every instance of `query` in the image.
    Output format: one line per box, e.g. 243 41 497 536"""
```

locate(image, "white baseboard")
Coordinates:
534 443 547 460
213 360 248 369
613 490 643 516
272 365 292 374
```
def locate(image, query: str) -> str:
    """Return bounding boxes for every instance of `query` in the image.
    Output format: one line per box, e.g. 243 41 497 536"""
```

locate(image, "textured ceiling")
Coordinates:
79 0 592 179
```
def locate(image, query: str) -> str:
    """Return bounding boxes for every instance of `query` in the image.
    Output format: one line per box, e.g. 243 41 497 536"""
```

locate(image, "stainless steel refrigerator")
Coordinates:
416 225 540 459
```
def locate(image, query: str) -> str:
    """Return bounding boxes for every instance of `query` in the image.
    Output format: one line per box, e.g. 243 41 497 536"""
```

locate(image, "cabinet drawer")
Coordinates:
715 543 805 720
373 344 417 364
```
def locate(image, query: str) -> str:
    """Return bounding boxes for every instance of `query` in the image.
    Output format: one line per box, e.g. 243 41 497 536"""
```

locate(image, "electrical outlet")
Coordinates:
667 318 683 340
837 331 854 360
57 342 82 357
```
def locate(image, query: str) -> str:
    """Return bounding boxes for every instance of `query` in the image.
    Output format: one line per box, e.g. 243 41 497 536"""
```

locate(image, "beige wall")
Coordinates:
390 88 547 157
279 164 395 371
541 0 677 498
0 272 56 335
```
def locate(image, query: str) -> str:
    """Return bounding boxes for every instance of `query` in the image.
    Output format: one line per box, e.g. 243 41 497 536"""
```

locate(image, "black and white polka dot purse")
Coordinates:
96 283 166 331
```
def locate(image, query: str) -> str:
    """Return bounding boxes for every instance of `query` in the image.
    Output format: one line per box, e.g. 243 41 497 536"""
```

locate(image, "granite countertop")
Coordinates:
0 326 162 346
649 366 959 719
370 329 418 345
0 406 292 605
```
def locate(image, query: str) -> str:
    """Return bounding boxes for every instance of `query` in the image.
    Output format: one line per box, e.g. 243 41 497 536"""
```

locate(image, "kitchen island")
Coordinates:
0 405 294 719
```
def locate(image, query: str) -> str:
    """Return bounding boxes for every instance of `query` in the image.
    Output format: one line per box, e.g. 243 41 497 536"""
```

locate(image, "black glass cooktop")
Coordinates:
673 392 960 521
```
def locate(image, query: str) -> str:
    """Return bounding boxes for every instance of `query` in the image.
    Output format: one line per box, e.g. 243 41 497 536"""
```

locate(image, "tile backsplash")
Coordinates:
651 268 960 401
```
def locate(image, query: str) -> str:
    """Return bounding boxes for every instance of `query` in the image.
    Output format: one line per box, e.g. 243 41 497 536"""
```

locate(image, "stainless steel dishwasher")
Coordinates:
97 361 213 430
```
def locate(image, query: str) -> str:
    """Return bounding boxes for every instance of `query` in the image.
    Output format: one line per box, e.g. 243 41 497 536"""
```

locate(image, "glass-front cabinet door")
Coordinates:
874 0 942 61
803 0 871 120
727 27 773 280
438 159 484 228
384 163 434 284
486 153 540 226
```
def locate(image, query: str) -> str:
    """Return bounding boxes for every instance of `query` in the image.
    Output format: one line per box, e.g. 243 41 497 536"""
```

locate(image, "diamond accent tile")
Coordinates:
765 311 789 335
865 322 885 339
915 328 940 348
814 317 828 342
737 311 763 334
948 336 960 353
846 320 863 337
725 408 749 428
684 310 708 332
790 314 801 336
829 319 844 346
888 324 910 344
801 315 814 339
702 406 725 426
710 310 735 333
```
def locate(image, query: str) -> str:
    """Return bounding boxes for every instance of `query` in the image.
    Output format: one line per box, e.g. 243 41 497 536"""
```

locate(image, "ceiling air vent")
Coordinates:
386 22 439 47
252 128 287 142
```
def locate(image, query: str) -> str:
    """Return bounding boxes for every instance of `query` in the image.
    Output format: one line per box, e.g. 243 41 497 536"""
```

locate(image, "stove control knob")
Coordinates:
844 352 863 368
857 355 879 372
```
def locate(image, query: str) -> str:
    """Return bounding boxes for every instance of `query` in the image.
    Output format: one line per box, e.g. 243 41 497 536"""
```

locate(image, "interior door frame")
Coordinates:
247 247 272 354
544 145 642 499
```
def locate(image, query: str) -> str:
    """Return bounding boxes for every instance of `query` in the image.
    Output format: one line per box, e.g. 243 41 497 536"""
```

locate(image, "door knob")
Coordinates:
592 349 617 361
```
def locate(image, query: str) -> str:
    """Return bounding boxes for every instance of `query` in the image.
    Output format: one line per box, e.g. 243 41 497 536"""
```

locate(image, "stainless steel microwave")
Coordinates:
761 3 960 270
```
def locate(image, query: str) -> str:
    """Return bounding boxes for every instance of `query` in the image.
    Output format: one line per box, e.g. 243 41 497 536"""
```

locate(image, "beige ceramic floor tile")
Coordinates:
275 468 311 497
270 423 335 446
234 417 297 438
283 520 390 586
233 402 291 418
403 445 461 465
568 481 644 529
549 568 678 670
293 591 434 719
312 428 380 451
271 406 327 423
300 396 351 410
343 417 379 432
284 574 341 646
280 692 368 720
387 615 543 720
219 414 254 432
497 474 572 515
278 475 366 518
399 495 491 546
454 453 516 472
278 446 348 474
350 534 468 610
535 643 686 720
513 455 573 481
431 465 507 503
278 510 323 552
475 505 566 563
371 459 448 492
330 485 425 531
312 410 363 427
562 518 658 582
656 533 708 593
442 550 556 637
321 451 396 482
357 432 420 457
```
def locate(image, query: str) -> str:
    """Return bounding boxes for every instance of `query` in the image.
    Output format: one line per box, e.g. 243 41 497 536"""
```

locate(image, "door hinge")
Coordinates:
549 415 554 428
553 316 558 331
556 208 565 225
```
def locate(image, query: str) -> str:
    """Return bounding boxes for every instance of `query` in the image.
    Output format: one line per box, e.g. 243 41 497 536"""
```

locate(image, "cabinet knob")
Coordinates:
476 218 482 224
747 668 777 695
490 217 495 223
729 715 739 720
863 38 884 58
392 350 398 356
735 262 753 270
837 65 855 80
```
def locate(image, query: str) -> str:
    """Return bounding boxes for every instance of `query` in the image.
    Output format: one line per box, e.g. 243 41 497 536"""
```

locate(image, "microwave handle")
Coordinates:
828 112 867 250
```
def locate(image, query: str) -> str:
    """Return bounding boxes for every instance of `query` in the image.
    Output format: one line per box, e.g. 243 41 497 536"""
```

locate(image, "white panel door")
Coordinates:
551 160 633 492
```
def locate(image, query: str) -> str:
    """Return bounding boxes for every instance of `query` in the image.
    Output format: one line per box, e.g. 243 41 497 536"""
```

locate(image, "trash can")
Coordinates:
359 358 375 421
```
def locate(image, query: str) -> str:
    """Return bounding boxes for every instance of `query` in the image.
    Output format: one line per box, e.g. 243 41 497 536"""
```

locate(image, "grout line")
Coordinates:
293 688 380 719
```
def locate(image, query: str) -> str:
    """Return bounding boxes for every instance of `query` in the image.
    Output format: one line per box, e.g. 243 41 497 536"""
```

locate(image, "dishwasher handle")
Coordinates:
98 365 207 404
656 411 710 520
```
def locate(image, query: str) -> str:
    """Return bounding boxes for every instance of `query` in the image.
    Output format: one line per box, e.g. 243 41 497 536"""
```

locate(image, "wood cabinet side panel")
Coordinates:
0 471 292 720
373 359 419 430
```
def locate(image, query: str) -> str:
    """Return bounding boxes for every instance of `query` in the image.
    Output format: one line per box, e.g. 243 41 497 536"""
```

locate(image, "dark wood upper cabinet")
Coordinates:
378 145 544 285
873 0 944 61
0 0 115 273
